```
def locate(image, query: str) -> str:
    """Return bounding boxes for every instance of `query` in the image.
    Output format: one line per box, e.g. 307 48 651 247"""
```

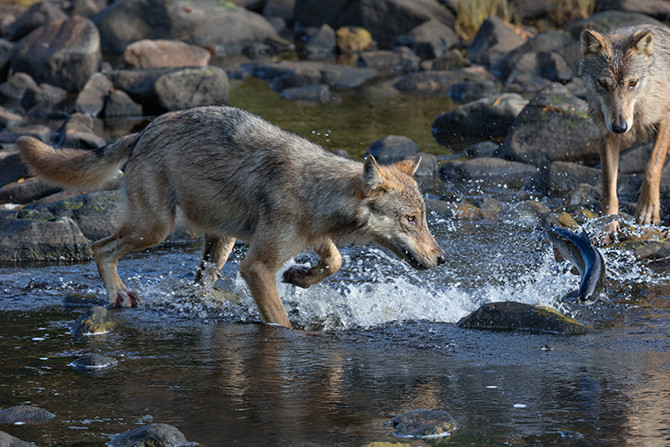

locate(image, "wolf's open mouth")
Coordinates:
403 249 429 270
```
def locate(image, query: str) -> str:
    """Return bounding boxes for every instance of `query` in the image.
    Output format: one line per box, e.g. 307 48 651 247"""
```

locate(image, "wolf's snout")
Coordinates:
611 120 629 134
436 251 447 266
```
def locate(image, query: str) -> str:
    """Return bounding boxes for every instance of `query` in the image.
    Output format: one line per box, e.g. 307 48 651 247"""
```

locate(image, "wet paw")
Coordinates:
596 220 619 246
636 199 660 225
111 290 142 308
282 266 311 288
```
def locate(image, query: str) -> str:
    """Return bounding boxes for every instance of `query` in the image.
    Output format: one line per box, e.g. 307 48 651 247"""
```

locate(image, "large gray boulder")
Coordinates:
31 190 125 241
393 19 459 60
432 93 528 146
293 0 455 48
468 15 529 69
7 0 68 42
497 84 601 167
93 0 281 55
11 16 101 92
0 212 92 262
107 66 229 114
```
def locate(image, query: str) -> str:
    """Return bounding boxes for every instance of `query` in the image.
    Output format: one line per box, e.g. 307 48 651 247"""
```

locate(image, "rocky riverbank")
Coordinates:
1 0 669 266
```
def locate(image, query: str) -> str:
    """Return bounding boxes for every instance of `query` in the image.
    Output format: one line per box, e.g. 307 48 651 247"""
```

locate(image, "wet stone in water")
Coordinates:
71 306 118 336
385 409 457 439
108 423 198 447
62 292 108 308
457 301 594 335
70 354 118 370
0 431 36 446
0 405 55 424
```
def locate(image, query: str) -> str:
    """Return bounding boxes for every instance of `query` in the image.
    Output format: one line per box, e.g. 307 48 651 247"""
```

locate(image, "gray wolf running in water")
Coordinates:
18 106 446 328
580 25 670 237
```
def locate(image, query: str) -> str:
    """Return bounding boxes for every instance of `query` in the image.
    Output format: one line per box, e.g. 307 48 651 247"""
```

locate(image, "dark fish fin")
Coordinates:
552 246 565 263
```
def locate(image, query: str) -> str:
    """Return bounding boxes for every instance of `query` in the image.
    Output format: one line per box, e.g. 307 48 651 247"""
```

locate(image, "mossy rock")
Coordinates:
385 409 457 439
336 26 374 53
458 301 594 335
72 306 118 336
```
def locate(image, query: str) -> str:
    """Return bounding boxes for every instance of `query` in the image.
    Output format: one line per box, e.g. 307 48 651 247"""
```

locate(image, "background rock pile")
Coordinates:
0 0 669 262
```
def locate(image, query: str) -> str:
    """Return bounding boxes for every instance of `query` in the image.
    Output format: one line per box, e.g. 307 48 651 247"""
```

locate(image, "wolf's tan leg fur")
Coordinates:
239 240 293 329
194 235 236 285
93 221 171 307
599 133 622 242
282 238 342 288
637 117 670 224
601 133 621 217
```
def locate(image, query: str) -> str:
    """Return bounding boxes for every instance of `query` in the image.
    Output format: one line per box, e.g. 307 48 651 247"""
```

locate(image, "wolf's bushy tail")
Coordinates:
17 134 140 188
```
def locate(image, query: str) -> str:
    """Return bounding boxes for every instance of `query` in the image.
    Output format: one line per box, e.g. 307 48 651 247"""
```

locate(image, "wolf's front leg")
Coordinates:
240 247 292 328
637 117 670 224
282 239 342 288
597 134 622 244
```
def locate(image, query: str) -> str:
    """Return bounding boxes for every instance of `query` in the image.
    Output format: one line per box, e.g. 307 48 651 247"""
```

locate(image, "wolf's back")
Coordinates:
17 134 140 188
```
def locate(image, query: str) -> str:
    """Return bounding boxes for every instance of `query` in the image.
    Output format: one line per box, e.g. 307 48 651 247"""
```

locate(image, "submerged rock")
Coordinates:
108 423 198 447
62 292 108 308
0 431 36 447
0 405 55 424
72 306 118 336
70 353 118 370
385 409 457 439
458 301 594 335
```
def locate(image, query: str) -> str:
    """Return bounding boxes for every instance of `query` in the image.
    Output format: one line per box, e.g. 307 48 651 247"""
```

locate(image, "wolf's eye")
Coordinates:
406 215 416 224
628 80 638 89
597 79 609 90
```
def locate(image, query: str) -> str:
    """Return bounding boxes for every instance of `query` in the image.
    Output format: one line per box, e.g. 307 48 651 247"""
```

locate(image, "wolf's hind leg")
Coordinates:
194 235 236 285
93 220 173 308
282 238 342 288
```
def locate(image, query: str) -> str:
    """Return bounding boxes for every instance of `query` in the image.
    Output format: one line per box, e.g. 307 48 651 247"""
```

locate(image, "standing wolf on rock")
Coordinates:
579 25 670 236
18 106 446 329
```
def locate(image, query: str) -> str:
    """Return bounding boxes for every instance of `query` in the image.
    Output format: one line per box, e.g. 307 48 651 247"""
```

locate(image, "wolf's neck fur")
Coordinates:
297 154 369 243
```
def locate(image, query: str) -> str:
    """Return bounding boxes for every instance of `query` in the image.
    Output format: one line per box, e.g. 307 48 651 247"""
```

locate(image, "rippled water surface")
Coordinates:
3 213 670 446
3 80 670 446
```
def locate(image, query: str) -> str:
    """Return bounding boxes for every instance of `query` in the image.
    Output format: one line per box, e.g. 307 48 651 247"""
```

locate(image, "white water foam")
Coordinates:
137 243 579 331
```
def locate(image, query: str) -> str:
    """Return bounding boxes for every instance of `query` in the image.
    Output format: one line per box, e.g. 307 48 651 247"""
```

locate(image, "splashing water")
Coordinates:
133 217 590 331
3 211 670 331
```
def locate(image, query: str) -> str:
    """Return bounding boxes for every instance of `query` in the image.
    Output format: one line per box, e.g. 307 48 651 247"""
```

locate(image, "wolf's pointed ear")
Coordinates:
582 29 605 55
395 155 422 177
632 30 654 56
362 155 387 192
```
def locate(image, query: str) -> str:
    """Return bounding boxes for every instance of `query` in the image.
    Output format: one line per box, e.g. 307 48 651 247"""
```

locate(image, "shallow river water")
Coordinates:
2 80 670 446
